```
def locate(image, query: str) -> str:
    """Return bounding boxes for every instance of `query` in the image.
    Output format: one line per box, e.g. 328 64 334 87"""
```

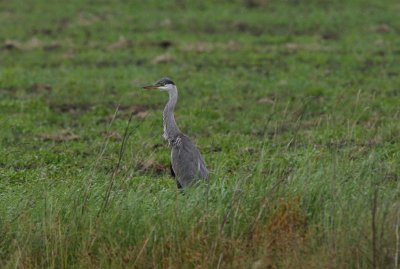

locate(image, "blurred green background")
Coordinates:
0 0 399 268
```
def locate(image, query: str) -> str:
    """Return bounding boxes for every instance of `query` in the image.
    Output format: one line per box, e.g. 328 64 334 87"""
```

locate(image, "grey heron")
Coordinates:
143 78 209 188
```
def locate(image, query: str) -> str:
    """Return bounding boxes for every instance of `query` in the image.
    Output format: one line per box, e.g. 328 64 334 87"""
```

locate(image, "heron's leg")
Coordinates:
169 163 181 188
169 163 175 177
176 180 183 189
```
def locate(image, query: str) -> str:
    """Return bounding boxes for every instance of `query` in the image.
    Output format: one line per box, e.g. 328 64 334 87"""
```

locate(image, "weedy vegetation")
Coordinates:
0 0 399 268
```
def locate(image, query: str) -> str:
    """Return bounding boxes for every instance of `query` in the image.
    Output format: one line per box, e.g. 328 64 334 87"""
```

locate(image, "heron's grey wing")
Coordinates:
171 135 208 188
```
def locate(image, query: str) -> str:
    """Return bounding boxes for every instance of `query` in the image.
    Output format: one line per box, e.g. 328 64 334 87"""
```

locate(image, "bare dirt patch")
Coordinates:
49 103 94 115
3 39 21 50
371 24 391 33
284 42 323 52
102 131 122 141
27 83 52 93
39 130 80 142
257 96 275 104
99 104 154 124
107 36 132 51
137 158 167 175
183 42 213 53
152 53 175 64
182 41 241 53
2 37 60 51
118 104 152 117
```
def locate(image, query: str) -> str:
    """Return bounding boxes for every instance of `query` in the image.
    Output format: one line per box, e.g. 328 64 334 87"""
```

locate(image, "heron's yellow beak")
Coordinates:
143 85 159 90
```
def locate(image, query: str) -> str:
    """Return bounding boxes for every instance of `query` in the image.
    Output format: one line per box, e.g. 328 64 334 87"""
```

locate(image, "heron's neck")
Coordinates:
163 87 181 141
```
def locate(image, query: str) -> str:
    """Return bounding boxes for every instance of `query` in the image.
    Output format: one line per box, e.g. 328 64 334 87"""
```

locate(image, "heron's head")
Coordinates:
143 78 175 91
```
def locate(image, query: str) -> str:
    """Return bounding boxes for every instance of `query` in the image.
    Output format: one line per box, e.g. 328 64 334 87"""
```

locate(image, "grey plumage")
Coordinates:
143 78 209 188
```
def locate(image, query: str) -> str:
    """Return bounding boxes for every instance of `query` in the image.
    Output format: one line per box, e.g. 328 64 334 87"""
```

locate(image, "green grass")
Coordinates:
1 0 399 268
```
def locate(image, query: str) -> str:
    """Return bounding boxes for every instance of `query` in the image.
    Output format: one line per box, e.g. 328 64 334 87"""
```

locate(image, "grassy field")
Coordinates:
1 0 399 268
